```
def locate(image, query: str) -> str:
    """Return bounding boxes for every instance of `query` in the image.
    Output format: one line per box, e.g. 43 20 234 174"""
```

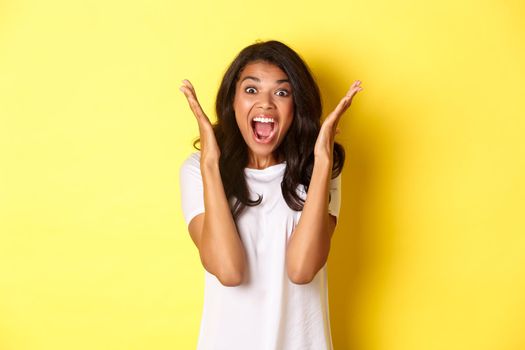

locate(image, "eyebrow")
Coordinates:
240 76 290 84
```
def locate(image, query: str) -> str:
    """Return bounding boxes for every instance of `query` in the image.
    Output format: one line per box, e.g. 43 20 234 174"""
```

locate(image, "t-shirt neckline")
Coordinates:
244 162 286 176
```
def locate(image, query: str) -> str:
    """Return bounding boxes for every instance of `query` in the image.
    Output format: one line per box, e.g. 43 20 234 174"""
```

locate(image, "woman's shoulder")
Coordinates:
184 151 201 163
180 151 201 173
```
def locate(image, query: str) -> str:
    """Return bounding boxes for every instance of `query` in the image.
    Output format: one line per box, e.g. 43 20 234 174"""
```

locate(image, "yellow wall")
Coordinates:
1 0 524 349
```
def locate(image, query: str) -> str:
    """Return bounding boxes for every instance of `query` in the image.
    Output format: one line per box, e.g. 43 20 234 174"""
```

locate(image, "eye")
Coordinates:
245 87 257 94
275 89 290 97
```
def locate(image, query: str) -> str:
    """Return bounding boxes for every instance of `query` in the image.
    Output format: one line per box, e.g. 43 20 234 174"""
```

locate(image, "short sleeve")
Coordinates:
179 151 204 226
328 173 342 219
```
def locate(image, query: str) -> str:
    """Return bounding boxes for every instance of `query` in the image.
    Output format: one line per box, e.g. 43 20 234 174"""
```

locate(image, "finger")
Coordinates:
346 80 364 98
182 79 197 96
179 80 201 108
345 86 359 98
323 80 364 128
327 95 353 128
179 85 200 107
333 94 352 118
181 79 203 104
321 102 346 131
179 85 209 122
179 83 198 101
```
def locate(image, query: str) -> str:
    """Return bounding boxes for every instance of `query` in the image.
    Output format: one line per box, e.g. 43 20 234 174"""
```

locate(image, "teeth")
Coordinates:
253 117 275 123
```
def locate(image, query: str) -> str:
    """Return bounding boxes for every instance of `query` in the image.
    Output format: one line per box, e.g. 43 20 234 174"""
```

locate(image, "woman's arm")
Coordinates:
188 160 247 287
286 80 363 284
180 80 246 287
286 156 336 285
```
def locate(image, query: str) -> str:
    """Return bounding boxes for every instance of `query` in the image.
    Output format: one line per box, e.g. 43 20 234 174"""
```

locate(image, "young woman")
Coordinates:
179 40 363 350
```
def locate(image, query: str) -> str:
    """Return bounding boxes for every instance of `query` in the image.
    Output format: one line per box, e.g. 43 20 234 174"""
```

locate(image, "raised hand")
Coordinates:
314 80 363 161
179 79 221 165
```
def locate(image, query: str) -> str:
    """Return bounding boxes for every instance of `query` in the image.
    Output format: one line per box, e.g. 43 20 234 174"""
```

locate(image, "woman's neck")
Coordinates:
246 152 283 170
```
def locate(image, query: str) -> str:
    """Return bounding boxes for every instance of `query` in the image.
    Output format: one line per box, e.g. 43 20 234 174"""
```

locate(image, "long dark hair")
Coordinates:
194 40 345 218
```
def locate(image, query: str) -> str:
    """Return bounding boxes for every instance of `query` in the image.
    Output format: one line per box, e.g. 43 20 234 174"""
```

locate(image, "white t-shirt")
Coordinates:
180 151 341 350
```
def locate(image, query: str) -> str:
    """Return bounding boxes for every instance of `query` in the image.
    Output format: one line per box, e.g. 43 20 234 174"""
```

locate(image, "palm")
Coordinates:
180 79 221 163
314 80 363 159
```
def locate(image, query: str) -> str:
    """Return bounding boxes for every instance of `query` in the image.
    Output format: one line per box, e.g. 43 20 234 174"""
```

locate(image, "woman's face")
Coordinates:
233 60 294 167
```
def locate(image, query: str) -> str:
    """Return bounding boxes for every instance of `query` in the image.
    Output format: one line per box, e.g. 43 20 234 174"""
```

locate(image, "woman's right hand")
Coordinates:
179 79 221 165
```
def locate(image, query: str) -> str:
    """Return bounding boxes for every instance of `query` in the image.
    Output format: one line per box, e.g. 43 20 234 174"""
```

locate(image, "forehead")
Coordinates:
238 61 289 81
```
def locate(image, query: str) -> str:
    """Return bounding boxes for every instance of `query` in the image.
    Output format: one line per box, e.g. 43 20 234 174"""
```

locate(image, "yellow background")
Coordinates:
1 0 524 349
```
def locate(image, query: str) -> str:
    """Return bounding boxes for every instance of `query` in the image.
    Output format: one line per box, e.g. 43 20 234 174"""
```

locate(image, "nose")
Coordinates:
256 90 276 110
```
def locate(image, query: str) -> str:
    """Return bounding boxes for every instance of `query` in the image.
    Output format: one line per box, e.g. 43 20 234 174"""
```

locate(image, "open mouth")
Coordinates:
251 116 277 143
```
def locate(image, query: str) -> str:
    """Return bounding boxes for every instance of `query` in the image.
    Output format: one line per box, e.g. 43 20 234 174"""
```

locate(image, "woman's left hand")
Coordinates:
314 80 363 161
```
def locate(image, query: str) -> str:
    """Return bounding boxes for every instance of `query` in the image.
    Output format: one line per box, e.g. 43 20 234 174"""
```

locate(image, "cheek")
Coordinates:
233 99 243 122
234 115 247 135
285 100 294 116
281 114 294 136
284 119 294 134
233 97 251 118
233 103 250 135
284 105 294 130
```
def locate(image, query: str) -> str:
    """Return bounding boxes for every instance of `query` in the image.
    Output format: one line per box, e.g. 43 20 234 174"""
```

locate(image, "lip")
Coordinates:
250 114 279 144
